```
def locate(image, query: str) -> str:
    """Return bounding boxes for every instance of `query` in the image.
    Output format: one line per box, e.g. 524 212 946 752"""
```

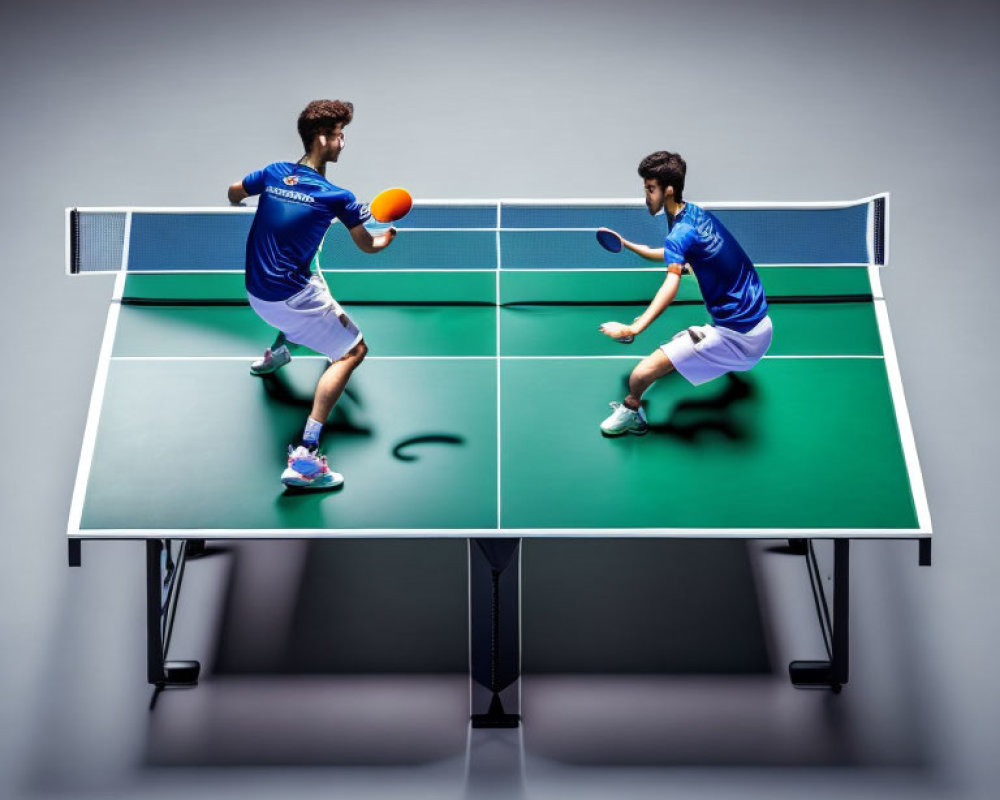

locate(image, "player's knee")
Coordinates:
634 352 672 383
333 339 367 368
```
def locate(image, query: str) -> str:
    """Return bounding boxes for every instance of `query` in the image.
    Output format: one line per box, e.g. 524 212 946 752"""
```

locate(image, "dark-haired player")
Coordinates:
228 99 395 489
598 151 772 435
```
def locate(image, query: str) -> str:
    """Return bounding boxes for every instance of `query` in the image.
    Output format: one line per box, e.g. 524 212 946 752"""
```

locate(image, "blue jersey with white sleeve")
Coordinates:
663 203 768 333
241 162 370 301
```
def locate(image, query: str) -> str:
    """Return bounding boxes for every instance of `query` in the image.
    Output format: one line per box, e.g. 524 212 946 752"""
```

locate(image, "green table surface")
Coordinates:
76 266 920 536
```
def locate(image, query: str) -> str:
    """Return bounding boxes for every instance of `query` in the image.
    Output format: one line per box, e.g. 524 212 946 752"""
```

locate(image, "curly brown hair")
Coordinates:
638 151 686 202
297 99 354 151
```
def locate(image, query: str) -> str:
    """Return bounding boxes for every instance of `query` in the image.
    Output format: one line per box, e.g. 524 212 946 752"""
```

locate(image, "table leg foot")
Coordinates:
789 659 841 692
471 693 521 728
156 659 201 688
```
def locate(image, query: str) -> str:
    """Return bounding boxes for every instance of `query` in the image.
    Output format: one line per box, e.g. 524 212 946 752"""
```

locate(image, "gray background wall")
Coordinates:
1 0 998 798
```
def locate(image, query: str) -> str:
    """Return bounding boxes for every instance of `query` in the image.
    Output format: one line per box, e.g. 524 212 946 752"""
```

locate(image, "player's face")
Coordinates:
644 179 664 215
323 125 346 162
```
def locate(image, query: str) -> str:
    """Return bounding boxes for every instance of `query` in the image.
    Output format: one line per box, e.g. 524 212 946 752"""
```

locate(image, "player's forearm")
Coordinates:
622 239 666 262
632 273 680 332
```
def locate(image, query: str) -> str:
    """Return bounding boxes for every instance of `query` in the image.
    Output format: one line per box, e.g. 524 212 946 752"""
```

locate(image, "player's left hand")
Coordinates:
599 321 636 341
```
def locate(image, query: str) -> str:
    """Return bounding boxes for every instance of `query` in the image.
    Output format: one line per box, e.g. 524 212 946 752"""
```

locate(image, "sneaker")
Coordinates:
250 344 292 376
281 445 344 489
600 402 648 436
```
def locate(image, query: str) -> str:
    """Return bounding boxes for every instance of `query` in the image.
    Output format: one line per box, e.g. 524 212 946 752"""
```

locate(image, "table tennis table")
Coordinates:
66 195 931 726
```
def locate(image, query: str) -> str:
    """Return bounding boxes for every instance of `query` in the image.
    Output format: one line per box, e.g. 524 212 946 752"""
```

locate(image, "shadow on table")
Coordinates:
260 369 373 438
642 372 756 441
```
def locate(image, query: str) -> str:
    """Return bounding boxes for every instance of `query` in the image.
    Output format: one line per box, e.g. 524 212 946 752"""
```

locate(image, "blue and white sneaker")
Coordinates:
281 445 344 490
600 402 648 436
251 344 292 376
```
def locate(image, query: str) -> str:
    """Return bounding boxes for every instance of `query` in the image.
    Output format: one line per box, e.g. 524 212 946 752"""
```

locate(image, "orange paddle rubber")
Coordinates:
370 187 413 223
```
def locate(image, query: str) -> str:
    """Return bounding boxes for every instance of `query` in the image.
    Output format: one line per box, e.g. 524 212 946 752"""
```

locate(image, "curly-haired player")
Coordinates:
228 100 396 489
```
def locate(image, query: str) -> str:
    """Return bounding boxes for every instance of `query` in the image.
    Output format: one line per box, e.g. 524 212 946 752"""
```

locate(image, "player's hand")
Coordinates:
599 321 636 342
377 227 397 248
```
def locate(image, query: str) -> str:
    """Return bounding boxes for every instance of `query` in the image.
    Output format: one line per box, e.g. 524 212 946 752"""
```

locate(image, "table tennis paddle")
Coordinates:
370 187 413 223
596 228 623 253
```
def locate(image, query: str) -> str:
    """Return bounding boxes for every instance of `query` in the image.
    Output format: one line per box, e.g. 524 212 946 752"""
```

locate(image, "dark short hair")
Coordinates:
638 151 686 202
297 99 354 150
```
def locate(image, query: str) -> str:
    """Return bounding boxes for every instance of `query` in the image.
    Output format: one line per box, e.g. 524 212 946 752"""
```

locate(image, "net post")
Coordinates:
872 195 887 266
68 209 80 274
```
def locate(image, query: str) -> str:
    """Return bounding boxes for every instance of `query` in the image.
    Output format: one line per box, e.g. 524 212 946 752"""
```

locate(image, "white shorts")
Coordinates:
248 276 363 362
660 316 773 386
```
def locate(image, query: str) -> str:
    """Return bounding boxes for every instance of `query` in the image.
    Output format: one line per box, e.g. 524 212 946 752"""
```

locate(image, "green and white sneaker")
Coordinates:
281 445 344 490
250 344 292 376
600 402 648 436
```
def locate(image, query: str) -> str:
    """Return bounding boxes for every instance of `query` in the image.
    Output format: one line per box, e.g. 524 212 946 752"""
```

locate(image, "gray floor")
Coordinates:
2 1 999 798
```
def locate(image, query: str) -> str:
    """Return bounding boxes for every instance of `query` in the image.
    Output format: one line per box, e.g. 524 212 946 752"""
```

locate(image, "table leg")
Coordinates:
789 538 849 691
469 539 521 727
145 539 200 689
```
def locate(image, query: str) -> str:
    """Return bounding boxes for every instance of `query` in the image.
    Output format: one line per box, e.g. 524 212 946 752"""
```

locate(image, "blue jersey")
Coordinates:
241 162 370 301
663 203 768 333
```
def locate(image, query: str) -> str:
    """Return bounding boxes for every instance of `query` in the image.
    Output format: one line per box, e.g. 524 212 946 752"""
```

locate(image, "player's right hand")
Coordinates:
599 321 635 342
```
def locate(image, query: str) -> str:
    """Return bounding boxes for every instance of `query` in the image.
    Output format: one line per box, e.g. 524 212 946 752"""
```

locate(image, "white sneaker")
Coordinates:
281 445 344 489
251 344 292 376
600 402 648 436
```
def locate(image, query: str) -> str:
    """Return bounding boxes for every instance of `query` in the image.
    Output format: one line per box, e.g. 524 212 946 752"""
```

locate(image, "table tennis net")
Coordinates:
69 197 885 306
